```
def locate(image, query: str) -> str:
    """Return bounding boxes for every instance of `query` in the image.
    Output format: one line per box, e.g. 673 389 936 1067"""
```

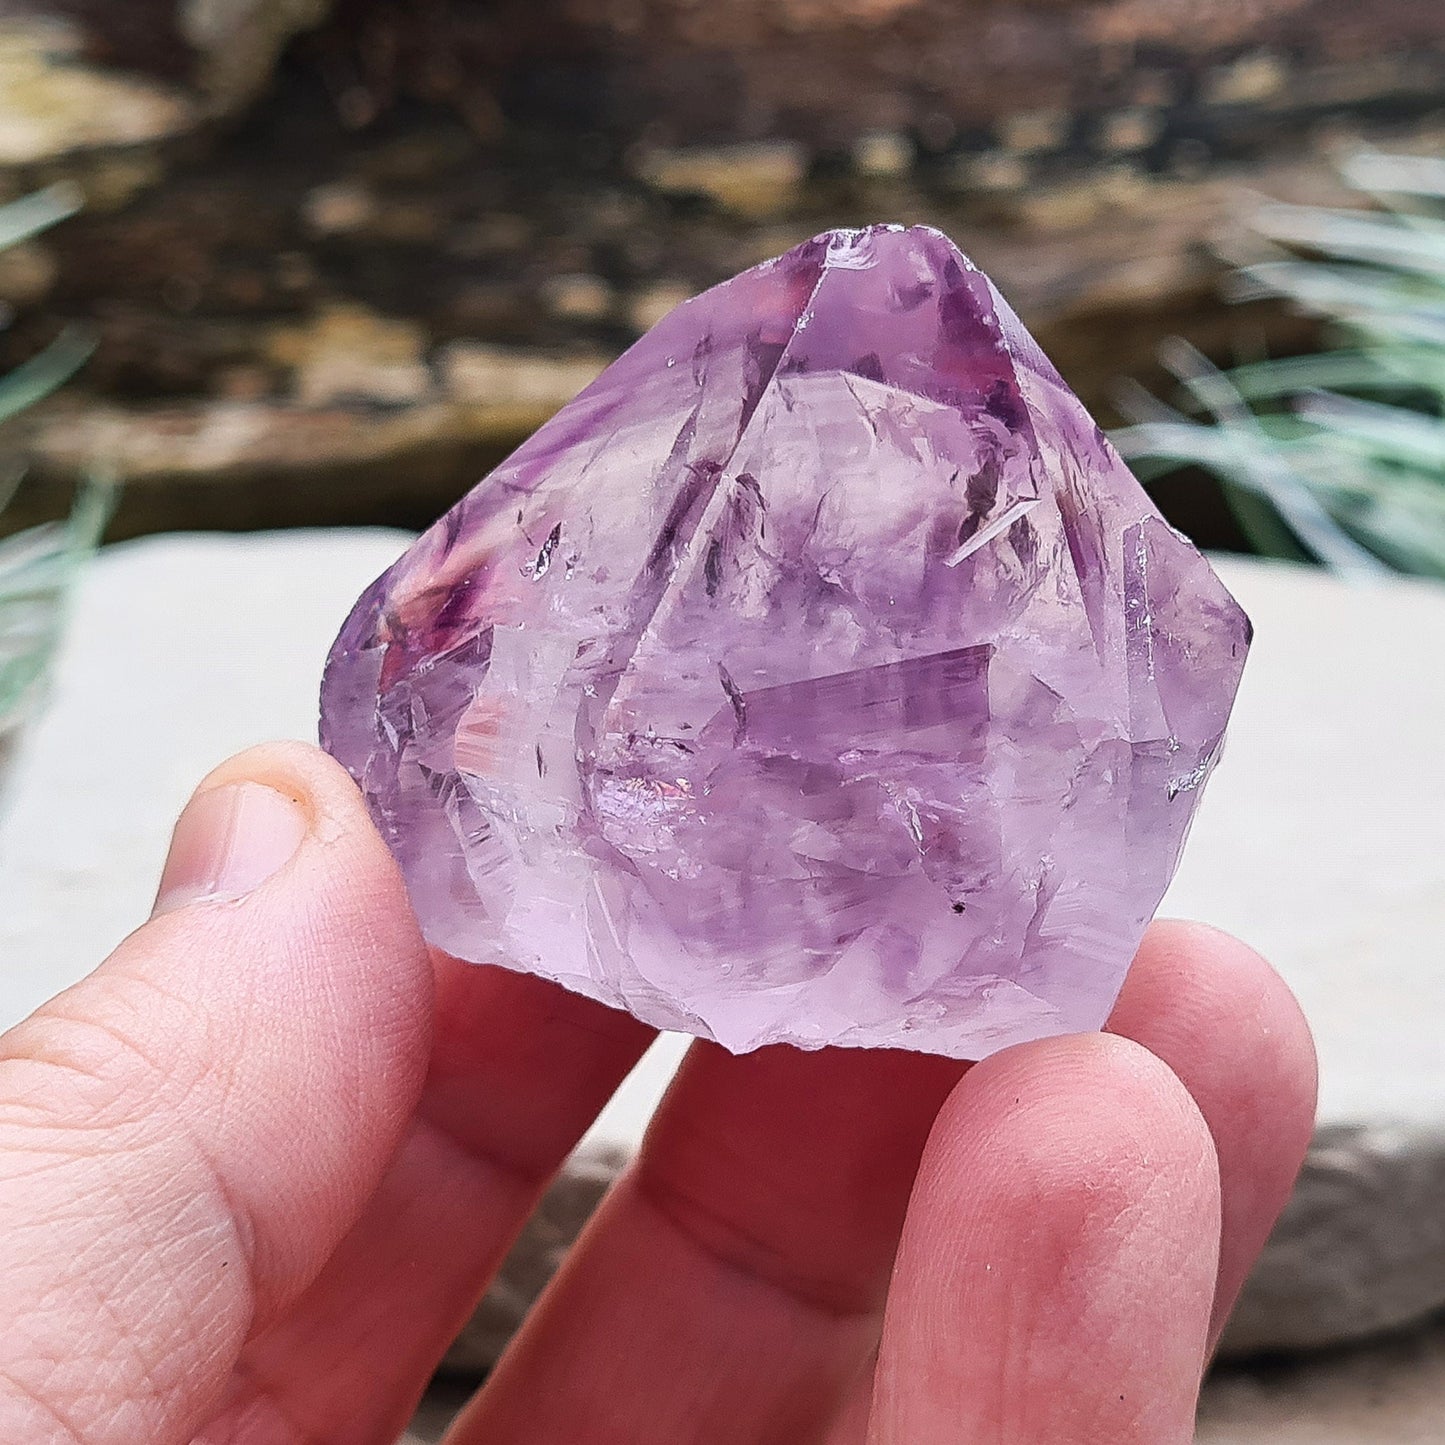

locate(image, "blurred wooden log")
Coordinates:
4 0 331 115
0 0 1440 540
313 0 1445 157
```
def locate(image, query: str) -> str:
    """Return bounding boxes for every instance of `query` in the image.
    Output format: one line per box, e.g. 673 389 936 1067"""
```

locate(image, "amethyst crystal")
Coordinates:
321 225 1249 1059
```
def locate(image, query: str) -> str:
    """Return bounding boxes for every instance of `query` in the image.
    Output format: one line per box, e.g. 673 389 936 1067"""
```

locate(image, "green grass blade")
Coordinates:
1252 204 1445 281
1227 261 1445 319
1111 416 1390 575
1293 393 1445 475
1222 351 1404 401
0 183 83 253
1338 151 1445 203
0 328 94 429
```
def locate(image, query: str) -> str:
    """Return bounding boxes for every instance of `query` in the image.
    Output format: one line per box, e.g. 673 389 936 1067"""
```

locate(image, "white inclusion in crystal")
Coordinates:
1166 758 1211 800
945 498 1041 567
522 522 562 579
825 230 877 269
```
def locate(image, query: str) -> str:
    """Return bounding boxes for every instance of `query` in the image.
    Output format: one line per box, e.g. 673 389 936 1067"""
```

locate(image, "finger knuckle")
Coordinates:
0 975 216 1134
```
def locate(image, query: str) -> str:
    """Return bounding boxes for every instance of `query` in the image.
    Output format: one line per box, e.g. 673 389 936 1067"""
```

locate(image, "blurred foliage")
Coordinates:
1114 151 1445 580
0 184 110 735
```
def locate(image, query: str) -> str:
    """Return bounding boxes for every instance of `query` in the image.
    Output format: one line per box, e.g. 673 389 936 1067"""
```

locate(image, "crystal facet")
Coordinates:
320 225 1250 1059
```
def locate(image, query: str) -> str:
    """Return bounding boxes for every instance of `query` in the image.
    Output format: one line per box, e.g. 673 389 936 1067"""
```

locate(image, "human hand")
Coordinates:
0 742 1316 1444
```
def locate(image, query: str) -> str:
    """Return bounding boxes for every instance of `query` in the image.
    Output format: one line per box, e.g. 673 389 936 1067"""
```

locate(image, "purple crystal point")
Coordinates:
321 225 1249 1059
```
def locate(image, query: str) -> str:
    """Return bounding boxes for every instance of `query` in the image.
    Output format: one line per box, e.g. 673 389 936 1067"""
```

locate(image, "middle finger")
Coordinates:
448 1042 966 1445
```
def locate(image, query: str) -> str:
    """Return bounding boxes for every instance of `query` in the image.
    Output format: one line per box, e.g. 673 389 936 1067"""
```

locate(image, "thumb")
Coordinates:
0 742 434 1445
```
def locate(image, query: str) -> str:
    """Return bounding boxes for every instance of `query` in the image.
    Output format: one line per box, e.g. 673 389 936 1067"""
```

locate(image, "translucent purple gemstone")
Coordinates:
320 225 1250 1059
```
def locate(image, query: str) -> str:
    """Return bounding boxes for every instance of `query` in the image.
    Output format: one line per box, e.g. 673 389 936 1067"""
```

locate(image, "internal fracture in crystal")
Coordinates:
321 225 1250 1059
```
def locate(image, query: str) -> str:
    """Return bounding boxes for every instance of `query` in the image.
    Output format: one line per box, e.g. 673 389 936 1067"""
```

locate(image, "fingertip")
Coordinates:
1111 920 1318 1346
153 743 386 915
924 1031 1219 1226
1119 919 1319 1120
146 739 431 1051
873 1032 1220 1443
186 739 371 847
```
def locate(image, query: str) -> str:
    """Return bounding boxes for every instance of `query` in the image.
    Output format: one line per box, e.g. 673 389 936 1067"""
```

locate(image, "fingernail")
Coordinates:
153 781 309 917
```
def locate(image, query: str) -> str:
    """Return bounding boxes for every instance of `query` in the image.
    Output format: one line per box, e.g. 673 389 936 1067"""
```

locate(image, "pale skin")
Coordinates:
0 742 1317 1444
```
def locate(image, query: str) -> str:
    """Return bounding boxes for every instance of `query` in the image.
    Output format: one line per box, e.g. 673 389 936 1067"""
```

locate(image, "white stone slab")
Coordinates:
2 533 1443 1355
1162 560 1445 1129
0 529 411 1029
6 538 1442 1120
